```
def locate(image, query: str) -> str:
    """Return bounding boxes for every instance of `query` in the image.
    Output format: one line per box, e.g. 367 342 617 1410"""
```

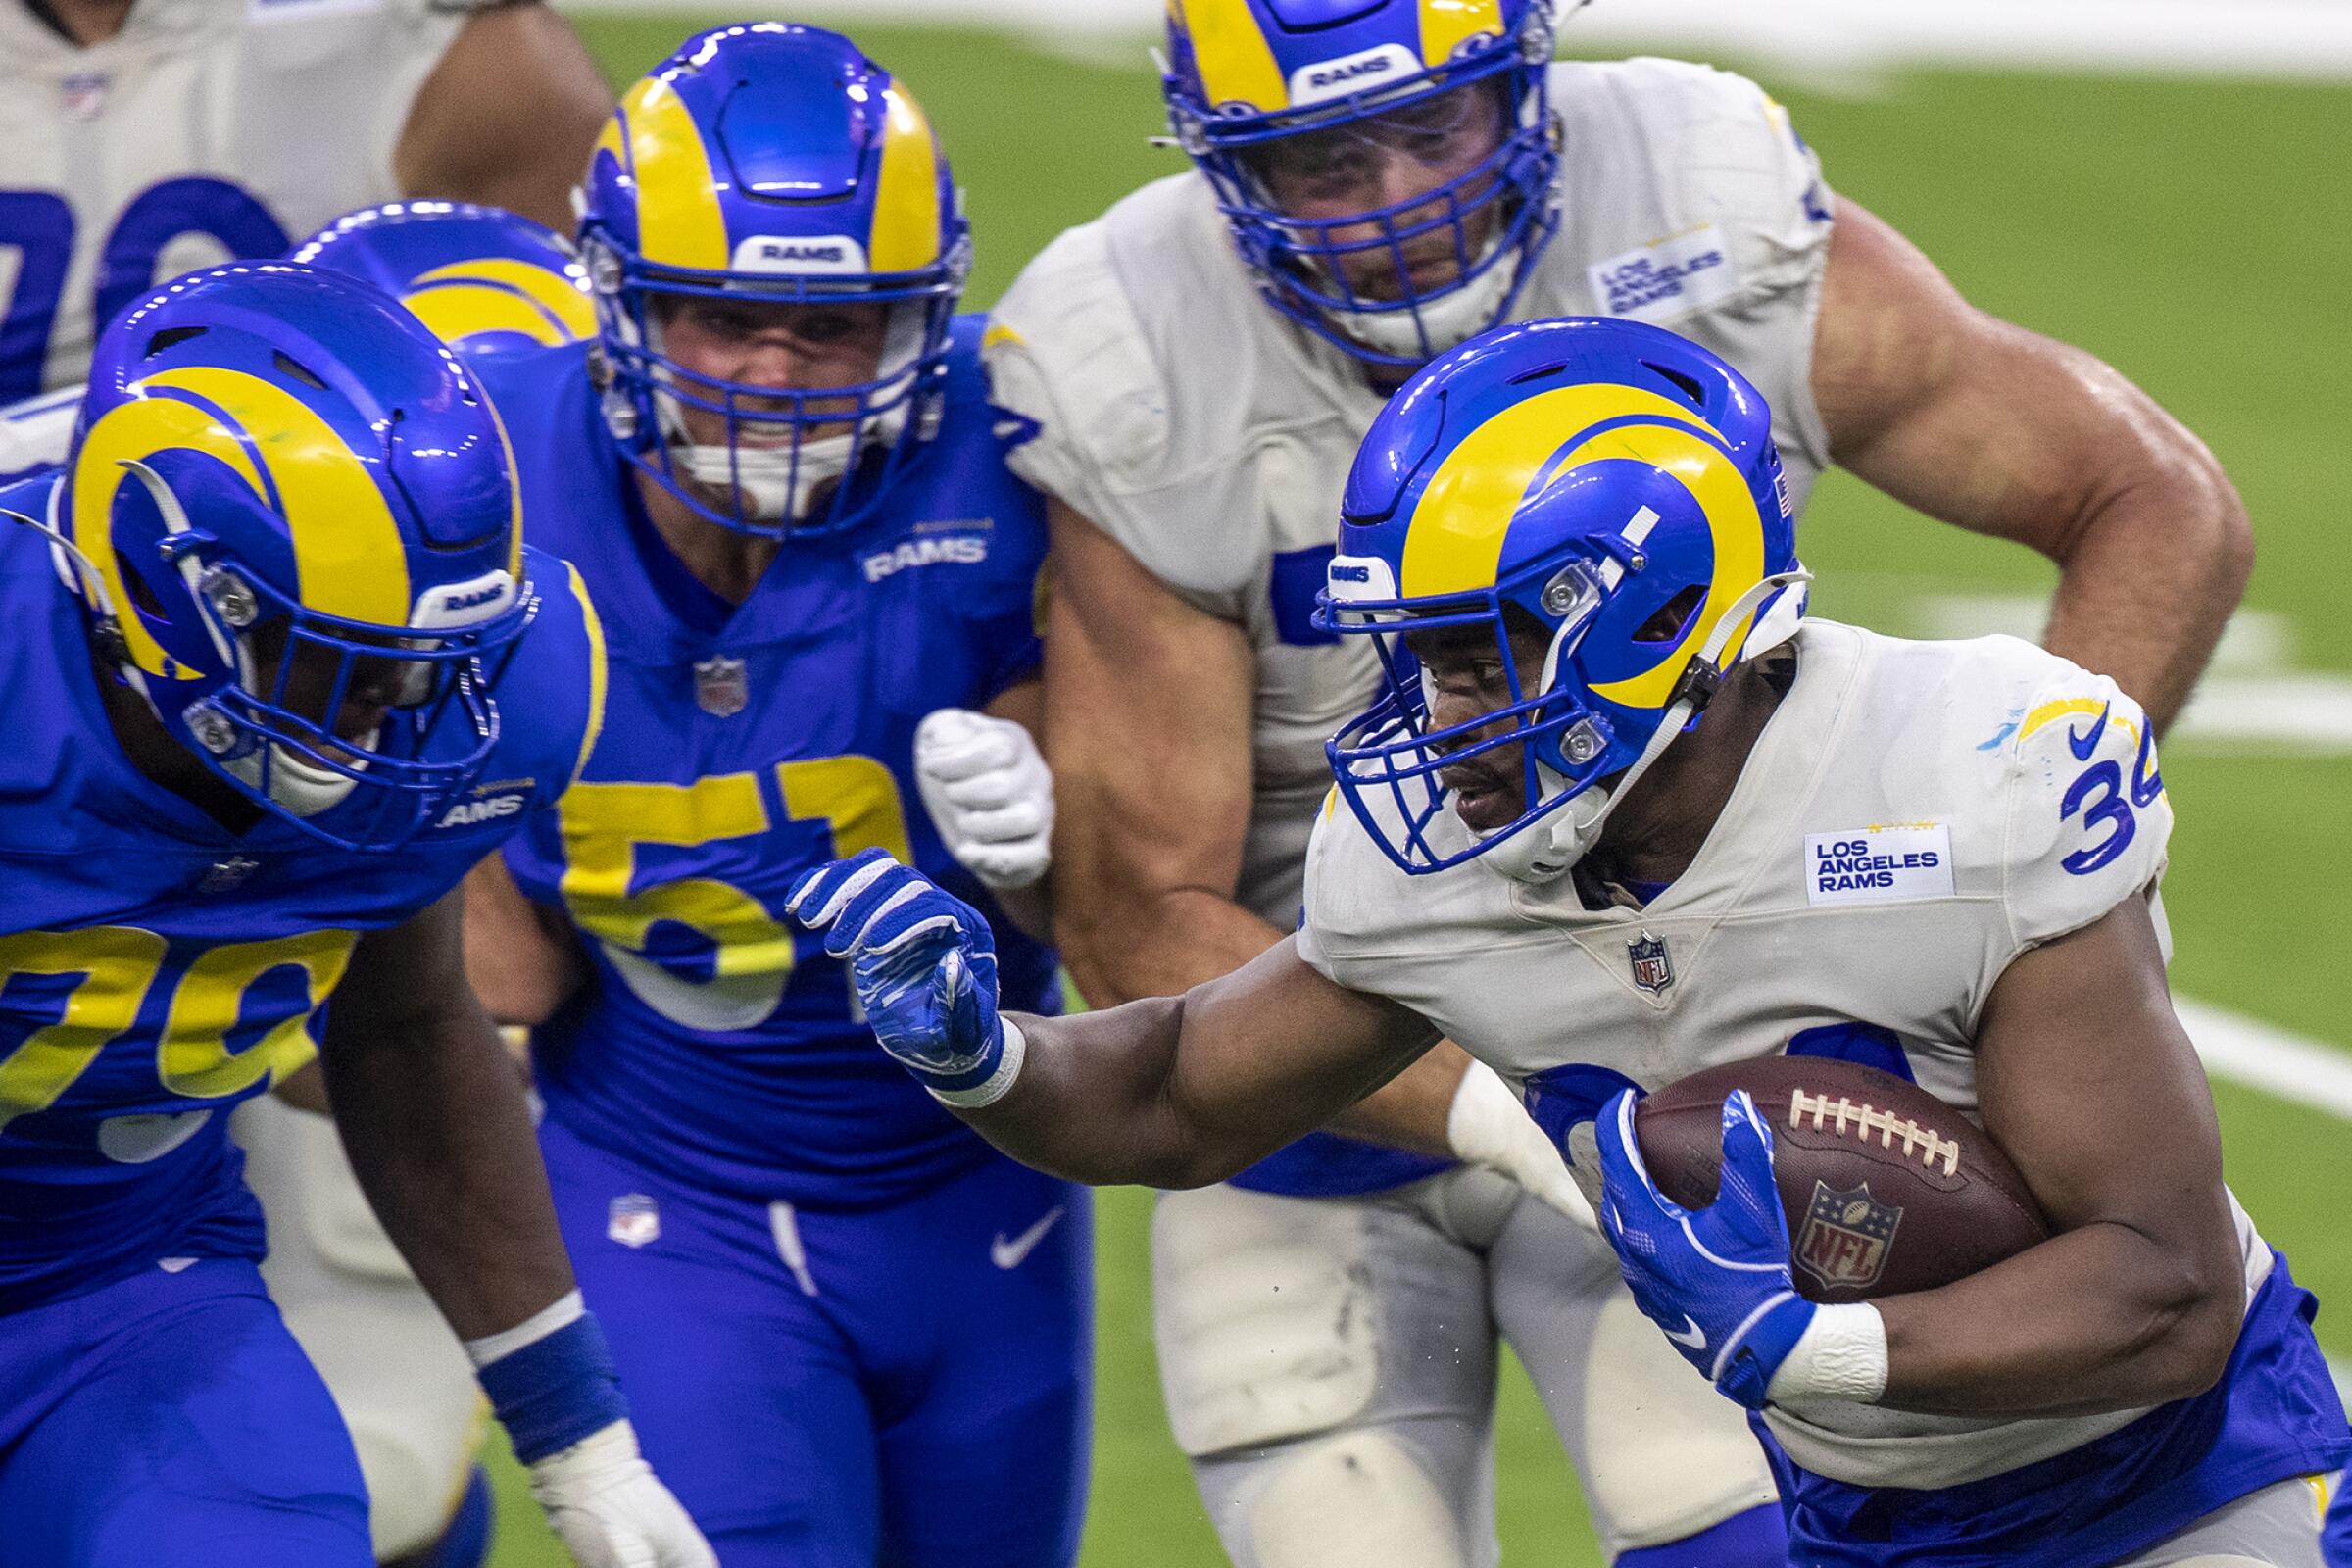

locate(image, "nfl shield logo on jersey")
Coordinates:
60 73 110 121
1794 1181 1902 1293
1627 930 1674 995
607 1193 662 1249
693 655 749 717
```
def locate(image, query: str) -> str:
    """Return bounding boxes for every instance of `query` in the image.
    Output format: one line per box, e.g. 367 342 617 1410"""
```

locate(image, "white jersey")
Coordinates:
1297 619 2272 1491
0 0 468 398
987 57 1836 926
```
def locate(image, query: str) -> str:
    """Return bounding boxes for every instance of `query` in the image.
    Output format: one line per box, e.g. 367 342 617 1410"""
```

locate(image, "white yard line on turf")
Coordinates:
1896 594 2352 754
2179 999 2352 1123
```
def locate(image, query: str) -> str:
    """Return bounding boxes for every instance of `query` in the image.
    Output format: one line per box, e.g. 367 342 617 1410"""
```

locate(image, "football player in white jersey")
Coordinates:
981 2 2255 1562
0 0 610 400
790 317 2348 1568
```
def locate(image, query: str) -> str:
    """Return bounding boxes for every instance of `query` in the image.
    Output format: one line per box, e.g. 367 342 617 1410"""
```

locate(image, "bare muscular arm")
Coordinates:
321 888 577 1339
973 939 1441 1190
394 2 612 234
1044 498 1282 1002
464 852 586 1029
1870 897 2242 1417
1814 197 2252 731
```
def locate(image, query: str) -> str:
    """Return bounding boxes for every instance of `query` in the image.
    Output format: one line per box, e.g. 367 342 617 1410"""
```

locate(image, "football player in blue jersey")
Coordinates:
246 197 605 1568
458 24 1088 1568
0 200 606 1568
0 262 712 1568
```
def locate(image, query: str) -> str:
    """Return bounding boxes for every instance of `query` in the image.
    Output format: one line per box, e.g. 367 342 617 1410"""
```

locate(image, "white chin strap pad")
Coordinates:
1332 244 1518 360
670 431 858 523
223 729 376 817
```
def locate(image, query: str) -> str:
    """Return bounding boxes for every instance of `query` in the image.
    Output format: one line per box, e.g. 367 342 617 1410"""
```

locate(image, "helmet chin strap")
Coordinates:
222 727 376 817
1479 569 1812 885
668 425 866 523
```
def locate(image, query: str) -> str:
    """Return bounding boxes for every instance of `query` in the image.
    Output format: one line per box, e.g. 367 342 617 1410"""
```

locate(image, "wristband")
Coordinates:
928 1016 1025 1109
467 1292 631 1463
1765 1301 1889 1405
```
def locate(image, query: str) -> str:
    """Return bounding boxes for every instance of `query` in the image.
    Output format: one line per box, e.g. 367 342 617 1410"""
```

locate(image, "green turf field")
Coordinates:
482 17 2352 1564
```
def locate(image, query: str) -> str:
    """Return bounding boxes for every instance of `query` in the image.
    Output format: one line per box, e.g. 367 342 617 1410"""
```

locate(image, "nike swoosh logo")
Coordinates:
990 1205 1065 1270
1666 1314 1708 1350
2068 703 2111 760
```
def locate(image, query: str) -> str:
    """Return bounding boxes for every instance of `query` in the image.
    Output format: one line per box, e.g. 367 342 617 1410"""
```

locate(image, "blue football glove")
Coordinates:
1594 1087 1816 1410
785 848 1011 1103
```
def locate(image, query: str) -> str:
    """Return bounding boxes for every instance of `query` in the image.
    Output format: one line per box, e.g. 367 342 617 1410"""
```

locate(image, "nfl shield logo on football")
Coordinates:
693 655 749 717
607 1193 661 1249
1794 1181 1902 1293
1626 929 1674 995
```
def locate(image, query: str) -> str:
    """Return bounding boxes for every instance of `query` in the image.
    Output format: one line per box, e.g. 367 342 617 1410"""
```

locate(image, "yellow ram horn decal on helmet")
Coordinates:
603 74 730 271
1172 0 1290 112
1569 421 1768 710
1420 0 1504 66
866 83 945 273
1398 382 1718 599
74 367 414 679
404 259 595 347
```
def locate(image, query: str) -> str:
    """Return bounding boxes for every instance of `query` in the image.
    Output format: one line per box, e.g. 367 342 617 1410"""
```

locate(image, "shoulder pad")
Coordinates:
984 199 1177 517
1555 58 1834 317
501 544 608 806
1995 655 2171 952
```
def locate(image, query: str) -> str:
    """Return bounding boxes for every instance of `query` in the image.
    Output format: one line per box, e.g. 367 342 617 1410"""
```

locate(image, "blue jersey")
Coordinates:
1229 1131 1454 1199
0 477 603 1314
484 318 1058 1209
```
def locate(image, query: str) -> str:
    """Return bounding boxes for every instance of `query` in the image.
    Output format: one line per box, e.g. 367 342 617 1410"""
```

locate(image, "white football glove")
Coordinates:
913 708 1054 891
527 1420 716 1568
1447 1059 1598 1234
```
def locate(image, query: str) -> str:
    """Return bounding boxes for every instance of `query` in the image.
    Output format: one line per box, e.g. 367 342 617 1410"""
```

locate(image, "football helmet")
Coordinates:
290 200 596 358
1162 0 1559 368
1315 316 1806 879
55 264 538 852
577 23 970 536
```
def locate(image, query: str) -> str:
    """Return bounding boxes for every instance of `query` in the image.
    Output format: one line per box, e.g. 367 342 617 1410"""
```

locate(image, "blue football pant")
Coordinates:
0 1257 370 1568
542 1115 1093 1568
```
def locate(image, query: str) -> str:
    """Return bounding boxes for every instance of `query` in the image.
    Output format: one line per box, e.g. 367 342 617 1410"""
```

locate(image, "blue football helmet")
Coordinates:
290 200 596 358
1315 316 1806 879
54 264 539 852
577 23 971 536
1162 0 1560 368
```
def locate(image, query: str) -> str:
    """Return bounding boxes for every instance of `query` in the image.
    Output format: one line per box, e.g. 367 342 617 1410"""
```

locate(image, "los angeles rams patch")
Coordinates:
1805 824 1954 906
1587 224 1740 325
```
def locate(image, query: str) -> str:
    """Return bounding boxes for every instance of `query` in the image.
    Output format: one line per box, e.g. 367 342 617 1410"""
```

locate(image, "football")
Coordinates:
1635 1056 2051 1303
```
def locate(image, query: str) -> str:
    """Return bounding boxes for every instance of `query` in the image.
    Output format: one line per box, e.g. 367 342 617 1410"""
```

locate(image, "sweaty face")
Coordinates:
1404 609 1555 833
1240 80 1509 304
650 293 890 450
